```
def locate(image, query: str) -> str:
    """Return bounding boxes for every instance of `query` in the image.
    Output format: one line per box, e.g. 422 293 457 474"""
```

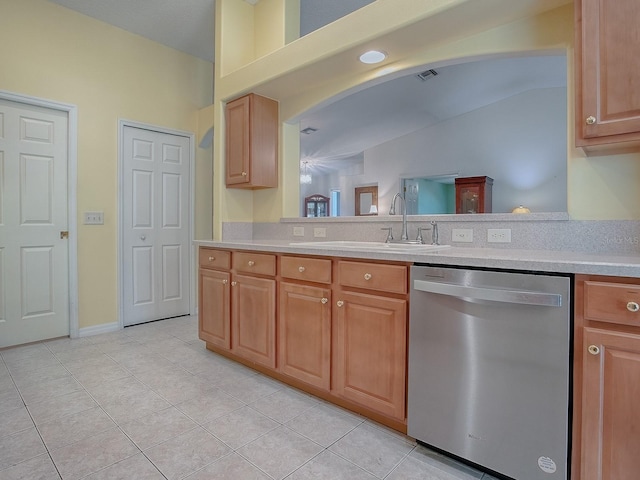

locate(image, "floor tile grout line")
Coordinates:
381 445 418 480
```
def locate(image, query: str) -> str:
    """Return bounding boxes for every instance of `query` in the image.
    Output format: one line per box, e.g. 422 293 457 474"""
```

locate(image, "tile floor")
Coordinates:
0 316 497 480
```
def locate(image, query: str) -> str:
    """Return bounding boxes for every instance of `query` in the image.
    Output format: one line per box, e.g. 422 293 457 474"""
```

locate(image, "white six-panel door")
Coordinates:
122 126 190 326
0 99 69 348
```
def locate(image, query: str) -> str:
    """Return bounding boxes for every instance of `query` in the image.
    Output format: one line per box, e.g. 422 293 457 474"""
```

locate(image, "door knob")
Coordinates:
222 279 228 285
321 298 328 304
298 266 306 272
336 300 344 307
140 235 146 241
208 256 215 262
231 281 237 286
588 345 600 355
627 301 639 312
248 261 255 267
585 116 596 125
364 273 372 280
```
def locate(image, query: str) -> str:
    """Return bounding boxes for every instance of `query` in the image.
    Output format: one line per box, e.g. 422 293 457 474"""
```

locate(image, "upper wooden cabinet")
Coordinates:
225 93 278 188
575 0 640 151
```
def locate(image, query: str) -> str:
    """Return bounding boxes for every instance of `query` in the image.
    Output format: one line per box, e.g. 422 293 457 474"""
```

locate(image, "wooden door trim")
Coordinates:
117 119 196 330
0 90 79 338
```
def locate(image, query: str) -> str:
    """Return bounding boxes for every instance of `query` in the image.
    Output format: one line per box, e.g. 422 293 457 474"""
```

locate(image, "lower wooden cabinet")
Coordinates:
580 327 640 480
575 275 640 480
333 290 407 421
279 282 331 390
198 268 230 349
231 273 276 369
198 246 409 430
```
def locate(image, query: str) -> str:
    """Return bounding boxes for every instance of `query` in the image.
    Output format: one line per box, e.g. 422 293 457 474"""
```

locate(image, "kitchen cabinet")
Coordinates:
231 252 277 368
333 261 408 421
225 93 278 188
575 0 640 151
198 248 231 349
455 176 492 214
279 256 332 390
574 276 640 480
198 246 409 431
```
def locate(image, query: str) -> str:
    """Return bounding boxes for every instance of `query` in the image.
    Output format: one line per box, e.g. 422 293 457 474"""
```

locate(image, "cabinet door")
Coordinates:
279 282 331 389
333 291 406 420
577 0 640 143
231 274 276 368
225 95 251 186
581 327 640 480
198 269 230 349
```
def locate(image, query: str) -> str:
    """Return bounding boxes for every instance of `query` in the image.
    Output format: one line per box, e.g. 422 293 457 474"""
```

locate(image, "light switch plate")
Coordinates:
84 211 104 225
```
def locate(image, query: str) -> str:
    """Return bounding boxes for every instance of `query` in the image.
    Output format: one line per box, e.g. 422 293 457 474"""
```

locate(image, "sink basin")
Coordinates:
290 241 450 251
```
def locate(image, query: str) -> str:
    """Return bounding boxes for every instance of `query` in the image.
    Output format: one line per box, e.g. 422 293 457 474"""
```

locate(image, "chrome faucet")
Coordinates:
389 192 409 241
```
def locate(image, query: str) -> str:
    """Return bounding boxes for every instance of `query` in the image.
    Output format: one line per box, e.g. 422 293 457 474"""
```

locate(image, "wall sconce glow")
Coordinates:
359 50 386 64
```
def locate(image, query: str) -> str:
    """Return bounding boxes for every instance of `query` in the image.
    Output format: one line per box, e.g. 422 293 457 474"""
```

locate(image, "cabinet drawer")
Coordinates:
584 281 640 327
338 261 407 294
281 256 332 284
199 248 231 270
233 251 276 276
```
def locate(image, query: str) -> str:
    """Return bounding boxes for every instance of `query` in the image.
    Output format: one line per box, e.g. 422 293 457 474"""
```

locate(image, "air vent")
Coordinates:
416 69 438 81
300 127 318 135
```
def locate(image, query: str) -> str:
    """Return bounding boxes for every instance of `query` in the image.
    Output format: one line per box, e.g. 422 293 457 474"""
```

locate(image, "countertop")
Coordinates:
195 240 640 278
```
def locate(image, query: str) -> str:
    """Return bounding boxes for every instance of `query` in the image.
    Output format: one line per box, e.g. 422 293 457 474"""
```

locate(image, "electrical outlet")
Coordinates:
293 226 305 237
452 228 473 243
313 227 326 238
84 211 104 225
487 228 511 243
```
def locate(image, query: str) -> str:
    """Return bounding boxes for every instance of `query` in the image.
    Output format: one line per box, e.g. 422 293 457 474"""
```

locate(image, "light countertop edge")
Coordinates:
194 240 640 278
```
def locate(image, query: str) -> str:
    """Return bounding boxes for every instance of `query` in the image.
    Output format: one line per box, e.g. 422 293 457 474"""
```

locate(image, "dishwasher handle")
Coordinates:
413 279 563 307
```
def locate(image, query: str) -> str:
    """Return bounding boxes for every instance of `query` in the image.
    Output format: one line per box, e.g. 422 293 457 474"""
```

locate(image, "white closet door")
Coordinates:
0 99 69 348
122 126 190 326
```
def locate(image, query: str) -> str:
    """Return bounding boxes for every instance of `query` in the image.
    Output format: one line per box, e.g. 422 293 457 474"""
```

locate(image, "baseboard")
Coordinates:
78 322 121 338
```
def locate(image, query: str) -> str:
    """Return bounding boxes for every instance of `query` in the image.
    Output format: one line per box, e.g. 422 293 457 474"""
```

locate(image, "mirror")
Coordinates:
355 186 378 216
296 53 568 217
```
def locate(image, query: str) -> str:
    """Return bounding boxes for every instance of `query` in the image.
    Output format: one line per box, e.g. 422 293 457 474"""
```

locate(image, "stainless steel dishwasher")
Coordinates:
408 265 571 480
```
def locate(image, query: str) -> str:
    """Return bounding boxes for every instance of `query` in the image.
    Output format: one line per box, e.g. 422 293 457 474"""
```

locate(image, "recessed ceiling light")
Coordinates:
359 50 387 64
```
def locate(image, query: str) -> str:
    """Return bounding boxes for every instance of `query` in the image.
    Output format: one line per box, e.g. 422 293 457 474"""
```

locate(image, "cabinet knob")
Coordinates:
241 171 247 177
321 298 328 304
298 266 306 273
222 279 228 285
231 281 237 286
627 301 640 312
248 261 255 267
336 300 344 307
588 344 600 356
364 273 372 280
586 115 596 125
208 256 215 262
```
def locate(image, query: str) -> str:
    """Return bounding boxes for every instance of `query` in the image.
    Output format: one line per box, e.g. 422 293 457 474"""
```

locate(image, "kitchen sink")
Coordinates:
290 241 450 251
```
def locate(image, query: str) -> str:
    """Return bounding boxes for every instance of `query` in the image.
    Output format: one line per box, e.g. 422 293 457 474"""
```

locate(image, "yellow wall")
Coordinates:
213 0 640 231
0 0 213 328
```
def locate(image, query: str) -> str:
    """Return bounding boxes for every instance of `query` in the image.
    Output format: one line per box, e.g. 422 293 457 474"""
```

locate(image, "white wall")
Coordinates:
307 86 567 215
